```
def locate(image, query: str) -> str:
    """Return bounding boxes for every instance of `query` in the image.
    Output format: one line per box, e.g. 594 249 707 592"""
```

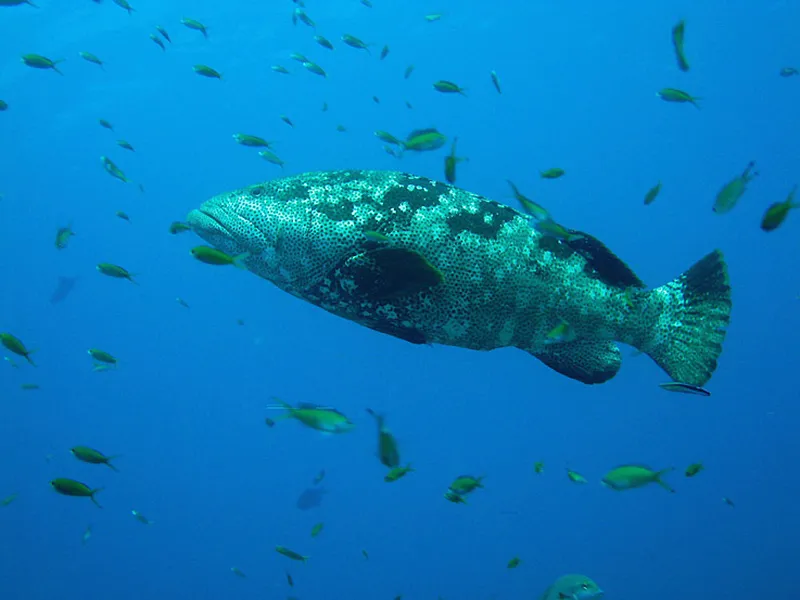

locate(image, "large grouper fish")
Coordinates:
187 170 732 386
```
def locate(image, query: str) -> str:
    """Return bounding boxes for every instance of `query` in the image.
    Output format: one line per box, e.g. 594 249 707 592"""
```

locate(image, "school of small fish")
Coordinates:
0 1 795 598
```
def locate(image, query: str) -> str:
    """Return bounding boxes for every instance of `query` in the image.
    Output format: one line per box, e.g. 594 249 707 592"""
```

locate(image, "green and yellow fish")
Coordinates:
21 54 63 74
55 224 75 249
190 246 249 268
644 181 662 205
761 185 798 232
444 137 466 184
181 18 208 38
713 161 757 214
384 464 414 482
601 465 675 493
0 333 36 366
71 446 120 471
97 263 137 283
169 221 192 235
50 478 103 507
276 546 309 562
540 168 565 179
684 462 704 477
671 19 690 72
448 475 484 495
269 398 355 433
366 408 400 468
79 51 104 69
566 469 587 484
193 64 221 79
433 80 467 95
657 88 700 108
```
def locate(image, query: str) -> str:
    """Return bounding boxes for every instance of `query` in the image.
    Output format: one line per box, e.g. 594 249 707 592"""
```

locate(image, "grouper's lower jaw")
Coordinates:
186 208 245 256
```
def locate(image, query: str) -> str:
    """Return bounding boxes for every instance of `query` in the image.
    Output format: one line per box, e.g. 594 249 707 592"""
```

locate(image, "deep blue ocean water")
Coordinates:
1 1 798 599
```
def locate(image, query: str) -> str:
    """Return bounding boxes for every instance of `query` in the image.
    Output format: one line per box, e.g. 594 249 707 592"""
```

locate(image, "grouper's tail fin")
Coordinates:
640 250 732 386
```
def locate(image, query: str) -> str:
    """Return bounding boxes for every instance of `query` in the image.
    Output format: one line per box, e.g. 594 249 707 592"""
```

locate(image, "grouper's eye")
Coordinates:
581 584 589 589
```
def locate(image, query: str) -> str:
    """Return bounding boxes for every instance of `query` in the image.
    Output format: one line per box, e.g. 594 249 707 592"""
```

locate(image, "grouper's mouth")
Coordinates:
186 205 249 257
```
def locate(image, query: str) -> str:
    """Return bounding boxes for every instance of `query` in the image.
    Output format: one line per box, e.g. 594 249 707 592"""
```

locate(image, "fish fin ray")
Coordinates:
637 250 731 386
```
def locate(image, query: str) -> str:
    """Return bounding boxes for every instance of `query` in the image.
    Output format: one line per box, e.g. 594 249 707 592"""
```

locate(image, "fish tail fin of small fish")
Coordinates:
655 468 676 493
105 457 121 472
269 396 293 412
25 351 37 367
91 488 104 508
232 252 251 269
27 0 39 6
633 250 731 387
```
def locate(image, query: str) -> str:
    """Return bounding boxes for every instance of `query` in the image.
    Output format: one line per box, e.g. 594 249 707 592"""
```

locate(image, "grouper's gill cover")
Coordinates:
187 170 732 386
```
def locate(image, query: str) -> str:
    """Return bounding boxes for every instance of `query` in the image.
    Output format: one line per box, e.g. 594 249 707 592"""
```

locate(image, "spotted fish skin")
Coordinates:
187 170 732 386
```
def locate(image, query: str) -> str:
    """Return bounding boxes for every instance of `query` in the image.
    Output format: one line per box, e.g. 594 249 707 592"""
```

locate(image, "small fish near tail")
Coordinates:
627 250 732 386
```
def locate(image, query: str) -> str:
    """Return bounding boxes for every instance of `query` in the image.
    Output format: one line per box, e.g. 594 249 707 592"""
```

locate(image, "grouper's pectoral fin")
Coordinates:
531 340 622 384
340 247 444 301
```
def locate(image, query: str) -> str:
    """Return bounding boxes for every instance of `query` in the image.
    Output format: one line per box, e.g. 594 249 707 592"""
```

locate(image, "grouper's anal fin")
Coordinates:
531 340 622 385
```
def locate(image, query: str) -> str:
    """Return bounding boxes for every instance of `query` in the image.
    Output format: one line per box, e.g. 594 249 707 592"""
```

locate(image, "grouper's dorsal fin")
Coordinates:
566 229 646 289
341 247 444 301
531 340 622 384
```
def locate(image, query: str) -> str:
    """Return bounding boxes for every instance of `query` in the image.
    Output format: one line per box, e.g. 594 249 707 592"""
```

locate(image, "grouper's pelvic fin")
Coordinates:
636 249 731 386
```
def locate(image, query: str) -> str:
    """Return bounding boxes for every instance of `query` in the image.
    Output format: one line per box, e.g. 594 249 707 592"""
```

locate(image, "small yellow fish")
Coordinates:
713 161 757 214
433 80 466 95
181 18 208 38
55 224 75 249
685 462 704 477
657 88 700 108
1 492 19 507
21 54 63 74
193 64 222 79
671 20 690 72
761 185 798 232
444 137 466 184
384 464 414 482
533 461 545 474
50 478 103 508
566 469 587 484
310 522 324 537
275 546 309 562
602 465 675 493
490 70 501 94
540 168 565 179
644 181 662 205
0 333 36 366
507 557 521 569
190 246 249 268
97 263 137 284
545 320 576 344
169 221 192 235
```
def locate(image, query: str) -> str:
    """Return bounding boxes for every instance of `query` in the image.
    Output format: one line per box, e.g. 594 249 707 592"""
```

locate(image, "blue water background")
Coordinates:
1 0 798 598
